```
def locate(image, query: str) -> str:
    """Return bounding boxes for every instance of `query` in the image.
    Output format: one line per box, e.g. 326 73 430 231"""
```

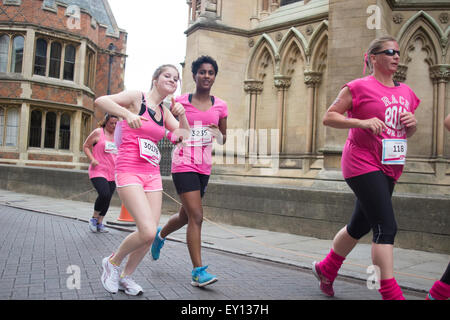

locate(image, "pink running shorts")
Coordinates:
115 172 163 192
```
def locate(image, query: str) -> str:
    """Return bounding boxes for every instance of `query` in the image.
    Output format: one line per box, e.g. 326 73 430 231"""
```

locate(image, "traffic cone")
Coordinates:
106 204 136 227
117 204 134 222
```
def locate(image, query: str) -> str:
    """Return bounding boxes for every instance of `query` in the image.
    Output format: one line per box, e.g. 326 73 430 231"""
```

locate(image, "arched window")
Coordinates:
11 36 24 73
5 108 19 147
59 113 71 150
29 110 42 147
44 112 56 148
63 45 75 80
49 42 62 78
0 35 10 73
34 38 47 76
84 49 95 88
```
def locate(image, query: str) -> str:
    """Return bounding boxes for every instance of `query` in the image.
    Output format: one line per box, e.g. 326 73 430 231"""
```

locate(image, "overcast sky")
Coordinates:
107 0 188 94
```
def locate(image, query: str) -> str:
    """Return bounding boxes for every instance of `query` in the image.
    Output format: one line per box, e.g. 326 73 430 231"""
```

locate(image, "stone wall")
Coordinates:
0 164 448 254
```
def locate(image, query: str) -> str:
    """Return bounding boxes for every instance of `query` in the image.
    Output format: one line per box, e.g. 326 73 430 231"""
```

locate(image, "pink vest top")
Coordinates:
88 128 117 181
171 93 228 175
115 95 166 175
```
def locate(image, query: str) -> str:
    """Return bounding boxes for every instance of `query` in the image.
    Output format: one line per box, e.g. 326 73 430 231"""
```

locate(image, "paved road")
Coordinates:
0 205 423 302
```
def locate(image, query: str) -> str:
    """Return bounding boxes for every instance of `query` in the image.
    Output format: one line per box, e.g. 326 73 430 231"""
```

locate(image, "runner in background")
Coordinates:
83 113 118 233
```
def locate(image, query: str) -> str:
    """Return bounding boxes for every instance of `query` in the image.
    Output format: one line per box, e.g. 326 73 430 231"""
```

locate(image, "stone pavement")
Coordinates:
0 189 448 300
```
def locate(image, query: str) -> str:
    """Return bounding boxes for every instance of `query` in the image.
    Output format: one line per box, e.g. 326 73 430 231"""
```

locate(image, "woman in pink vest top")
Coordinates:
94 64 190 296
83 113 118 233
314 36 420 300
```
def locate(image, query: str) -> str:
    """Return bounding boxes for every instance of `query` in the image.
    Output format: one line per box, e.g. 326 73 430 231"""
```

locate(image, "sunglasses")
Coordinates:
373 49 400 56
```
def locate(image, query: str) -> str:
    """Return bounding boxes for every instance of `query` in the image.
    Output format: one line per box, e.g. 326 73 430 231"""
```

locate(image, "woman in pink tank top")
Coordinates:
83 114 118 233
94 64 190 296
314 36 420 300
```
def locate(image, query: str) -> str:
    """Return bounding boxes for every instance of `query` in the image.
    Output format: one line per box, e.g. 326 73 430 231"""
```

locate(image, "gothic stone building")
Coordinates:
0 0 126 168
182 0 450 196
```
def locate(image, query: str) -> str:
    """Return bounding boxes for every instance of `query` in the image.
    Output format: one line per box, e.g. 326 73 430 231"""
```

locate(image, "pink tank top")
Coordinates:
341 75 420 181
115 94 166 175
171 93 228 175
88 128 117 181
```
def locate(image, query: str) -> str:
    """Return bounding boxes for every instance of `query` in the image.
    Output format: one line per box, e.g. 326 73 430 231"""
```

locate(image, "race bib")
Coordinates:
185 126 212 147
381 139 407 165
138 138 161 166
104 141 118 154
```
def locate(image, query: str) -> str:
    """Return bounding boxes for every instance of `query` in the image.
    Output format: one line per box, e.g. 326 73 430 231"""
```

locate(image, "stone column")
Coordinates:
302 71 322 172
77 40 87 86
274 75 291 154
18 102 30 164
430 64 450 159
72 110 82 168
23 28 36 78
244 80 263 157
304 71 322 154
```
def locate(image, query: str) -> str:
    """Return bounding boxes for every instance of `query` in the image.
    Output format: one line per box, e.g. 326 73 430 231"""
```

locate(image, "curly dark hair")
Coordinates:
191 55 218 76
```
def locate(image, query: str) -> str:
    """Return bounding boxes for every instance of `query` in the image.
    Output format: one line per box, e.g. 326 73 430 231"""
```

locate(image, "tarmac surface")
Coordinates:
0 188 448 301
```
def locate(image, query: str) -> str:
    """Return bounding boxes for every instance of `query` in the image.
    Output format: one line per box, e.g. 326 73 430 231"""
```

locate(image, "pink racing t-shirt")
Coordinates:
171 93 228 175
342 75 420 181
88 128 117 181
115 96 166 175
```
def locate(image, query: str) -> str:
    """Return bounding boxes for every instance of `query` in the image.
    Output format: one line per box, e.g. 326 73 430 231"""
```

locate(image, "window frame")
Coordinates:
28 108 72 151
0 33 25 74
33 35 78 81
0 105 20 148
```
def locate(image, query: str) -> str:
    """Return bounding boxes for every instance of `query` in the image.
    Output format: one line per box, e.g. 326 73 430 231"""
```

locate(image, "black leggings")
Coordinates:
345 171 397 245
90 177 116 217
441 263 450 285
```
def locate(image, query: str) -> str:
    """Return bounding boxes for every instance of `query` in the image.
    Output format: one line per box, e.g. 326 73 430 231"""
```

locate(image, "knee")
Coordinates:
372 222 397 245
346 223 370 240
98 190 112 201
188 211 203 226
139 227 157 245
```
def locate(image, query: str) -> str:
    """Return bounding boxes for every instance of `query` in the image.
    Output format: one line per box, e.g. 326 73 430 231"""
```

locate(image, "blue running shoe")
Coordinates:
151 227 165 260
191 266 218 287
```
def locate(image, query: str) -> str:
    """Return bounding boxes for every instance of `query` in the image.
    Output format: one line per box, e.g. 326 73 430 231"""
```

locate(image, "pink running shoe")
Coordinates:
312 261 335 297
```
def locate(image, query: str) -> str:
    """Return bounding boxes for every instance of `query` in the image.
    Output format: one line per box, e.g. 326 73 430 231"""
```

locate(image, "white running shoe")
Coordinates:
119 275 144 296
89 218 98 233
101 255 120 294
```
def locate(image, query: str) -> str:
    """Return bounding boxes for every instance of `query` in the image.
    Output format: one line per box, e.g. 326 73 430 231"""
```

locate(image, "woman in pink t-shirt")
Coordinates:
426 115 450 300
94 64 190 296
313 36 420 300
151 56 228 287
83 113 118 233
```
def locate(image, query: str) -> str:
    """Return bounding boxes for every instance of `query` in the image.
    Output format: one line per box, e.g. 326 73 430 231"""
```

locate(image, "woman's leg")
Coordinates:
110 186 159 266
90 177 111 231
121 191 162 276
179 190 204 268
346 171 403 299
160 206 188 238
